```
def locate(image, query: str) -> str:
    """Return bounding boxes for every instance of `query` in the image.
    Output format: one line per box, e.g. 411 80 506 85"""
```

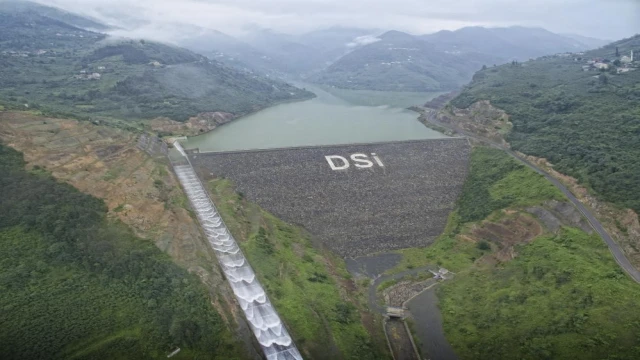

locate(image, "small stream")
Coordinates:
351 254 458 360
407 288 458 360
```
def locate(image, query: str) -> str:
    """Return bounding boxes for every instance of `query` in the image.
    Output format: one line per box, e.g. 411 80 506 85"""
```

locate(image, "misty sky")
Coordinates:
37 0 640 40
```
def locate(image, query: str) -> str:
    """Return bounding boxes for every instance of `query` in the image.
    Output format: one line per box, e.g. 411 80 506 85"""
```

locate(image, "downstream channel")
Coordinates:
184 84 446 152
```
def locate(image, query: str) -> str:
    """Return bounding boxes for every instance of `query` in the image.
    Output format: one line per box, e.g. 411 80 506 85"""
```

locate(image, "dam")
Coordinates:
170 88 471 358
188 138 471 258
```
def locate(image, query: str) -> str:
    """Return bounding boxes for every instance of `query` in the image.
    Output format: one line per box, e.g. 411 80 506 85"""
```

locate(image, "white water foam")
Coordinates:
171 143 302 360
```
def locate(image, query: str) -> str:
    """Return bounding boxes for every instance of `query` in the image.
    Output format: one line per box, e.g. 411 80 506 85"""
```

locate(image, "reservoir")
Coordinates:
183 84 446 152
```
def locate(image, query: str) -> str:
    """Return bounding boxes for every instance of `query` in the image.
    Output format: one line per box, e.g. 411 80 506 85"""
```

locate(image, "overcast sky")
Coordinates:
37 0 640 40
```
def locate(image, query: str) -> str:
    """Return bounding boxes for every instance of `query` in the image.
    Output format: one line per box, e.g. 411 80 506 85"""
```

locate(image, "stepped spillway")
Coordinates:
172 144 302 360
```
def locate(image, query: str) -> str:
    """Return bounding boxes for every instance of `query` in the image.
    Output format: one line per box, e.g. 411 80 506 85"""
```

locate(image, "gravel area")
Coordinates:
384 279 437 307
190 138 470 257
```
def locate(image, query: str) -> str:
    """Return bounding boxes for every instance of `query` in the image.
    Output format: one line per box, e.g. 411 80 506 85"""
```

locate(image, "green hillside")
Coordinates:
0 144 245 359
0 9 312 123
395 147 640 359
451 35 640 213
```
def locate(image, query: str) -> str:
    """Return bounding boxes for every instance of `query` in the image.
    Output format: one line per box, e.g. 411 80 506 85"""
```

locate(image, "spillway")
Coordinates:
171 143 302 360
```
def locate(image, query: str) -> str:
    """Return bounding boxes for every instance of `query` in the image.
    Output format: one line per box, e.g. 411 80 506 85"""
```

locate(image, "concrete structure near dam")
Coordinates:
189 138 471 258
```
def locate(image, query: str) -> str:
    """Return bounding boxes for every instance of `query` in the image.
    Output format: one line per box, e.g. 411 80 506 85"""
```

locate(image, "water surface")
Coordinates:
184 84 445 152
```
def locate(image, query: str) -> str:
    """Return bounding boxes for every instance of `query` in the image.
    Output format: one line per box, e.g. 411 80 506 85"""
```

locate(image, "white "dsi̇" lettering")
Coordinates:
325 153 384 171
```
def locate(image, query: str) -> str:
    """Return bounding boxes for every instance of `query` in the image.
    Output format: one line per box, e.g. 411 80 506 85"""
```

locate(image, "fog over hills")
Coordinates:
310 26 607 91
0 0 629 98
0 2 313 122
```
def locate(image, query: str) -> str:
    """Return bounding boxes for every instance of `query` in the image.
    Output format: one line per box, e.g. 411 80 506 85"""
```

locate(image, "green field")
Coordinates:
0 144 245 359
208 178 389 360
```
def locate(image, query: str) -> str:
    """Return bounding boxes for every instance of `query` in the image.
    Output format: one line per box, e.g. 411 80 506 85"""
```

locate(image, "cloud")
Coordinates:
346 35 381 48
36 0 640 40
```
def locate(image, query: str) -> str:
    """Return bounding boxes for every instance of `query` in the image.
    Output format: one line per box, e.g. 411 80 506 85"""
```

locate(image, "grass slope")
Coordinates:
440 227 640 359
208 178 389 360
451 35 640 213
394 147 640 359
0 144 245 360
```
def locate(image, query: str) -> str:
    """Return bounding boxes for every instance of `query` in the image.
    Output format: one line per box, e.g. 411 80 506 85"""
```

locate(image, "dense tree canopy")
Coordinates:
0 144 244 359
452 35 640 213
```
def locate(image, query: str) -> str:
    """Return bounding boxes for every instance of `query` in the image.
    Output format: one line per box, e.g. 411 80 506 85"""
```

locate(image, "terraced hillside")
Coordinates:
190 138 471 258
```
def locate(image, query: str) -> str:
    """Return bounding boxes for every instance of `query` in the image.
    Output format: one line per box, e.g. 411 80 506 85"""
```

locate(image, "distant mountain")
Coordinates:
0 6 313 122
295 27 380 70
312 26 606 92
179 26 380 76
174 26 284 74
311 30 502 91
0 0 110 30
561 33 611 50
423 26 601 60
297 27 378 52
237 28 329 74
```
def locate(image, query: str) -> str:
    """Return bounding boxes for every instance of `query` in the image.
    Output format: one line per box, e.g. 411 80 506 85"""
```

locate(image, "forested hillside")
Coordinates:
0 144 245 359
0 8 312 122
451 35 640 213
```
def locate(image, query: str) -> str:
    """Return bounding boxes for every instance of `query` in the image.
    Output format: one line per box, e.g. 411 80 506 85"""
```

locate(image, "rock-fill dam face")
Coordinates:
189 138 471 258
171 142 302 360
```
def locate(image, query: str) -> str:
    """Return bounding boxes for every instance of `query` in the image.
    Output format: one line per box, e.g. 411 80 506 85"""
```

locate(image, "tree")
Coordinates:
254 227 274 255
477 240 491 251
613 59 621 66
616 46 620 57
599 74 608 85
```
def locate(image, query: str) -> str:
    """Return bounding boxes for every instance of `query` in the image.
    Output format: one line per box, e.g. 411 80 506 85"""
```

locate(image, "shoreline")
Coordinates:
183 93 316 141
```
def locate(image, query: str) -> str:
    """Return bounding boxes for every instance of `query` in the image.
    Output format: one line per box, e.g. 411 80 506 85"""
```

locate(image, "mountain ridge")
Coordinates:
312 26 608 91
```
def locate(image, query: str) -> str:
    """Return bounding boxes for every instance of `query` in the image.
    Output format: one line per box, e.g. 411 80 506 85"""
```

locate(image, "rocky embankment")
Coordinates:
190 139 471 258
150 111 236 136
433 100 512 147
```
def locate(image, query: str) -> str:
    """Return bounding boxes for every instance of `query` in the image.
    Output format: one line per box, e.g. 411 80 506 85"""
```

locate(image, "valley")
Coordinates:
1 1 640 360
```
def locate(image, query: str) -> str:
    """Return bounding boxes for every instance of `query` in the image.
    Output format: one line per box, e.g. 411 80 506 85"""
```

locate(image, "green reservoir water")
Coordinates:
183 85 446 152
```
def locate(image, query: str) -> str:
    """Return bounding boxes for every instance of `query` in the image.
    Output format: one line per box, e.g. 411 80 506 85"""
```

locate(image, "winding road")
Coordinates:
421 108 640 283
